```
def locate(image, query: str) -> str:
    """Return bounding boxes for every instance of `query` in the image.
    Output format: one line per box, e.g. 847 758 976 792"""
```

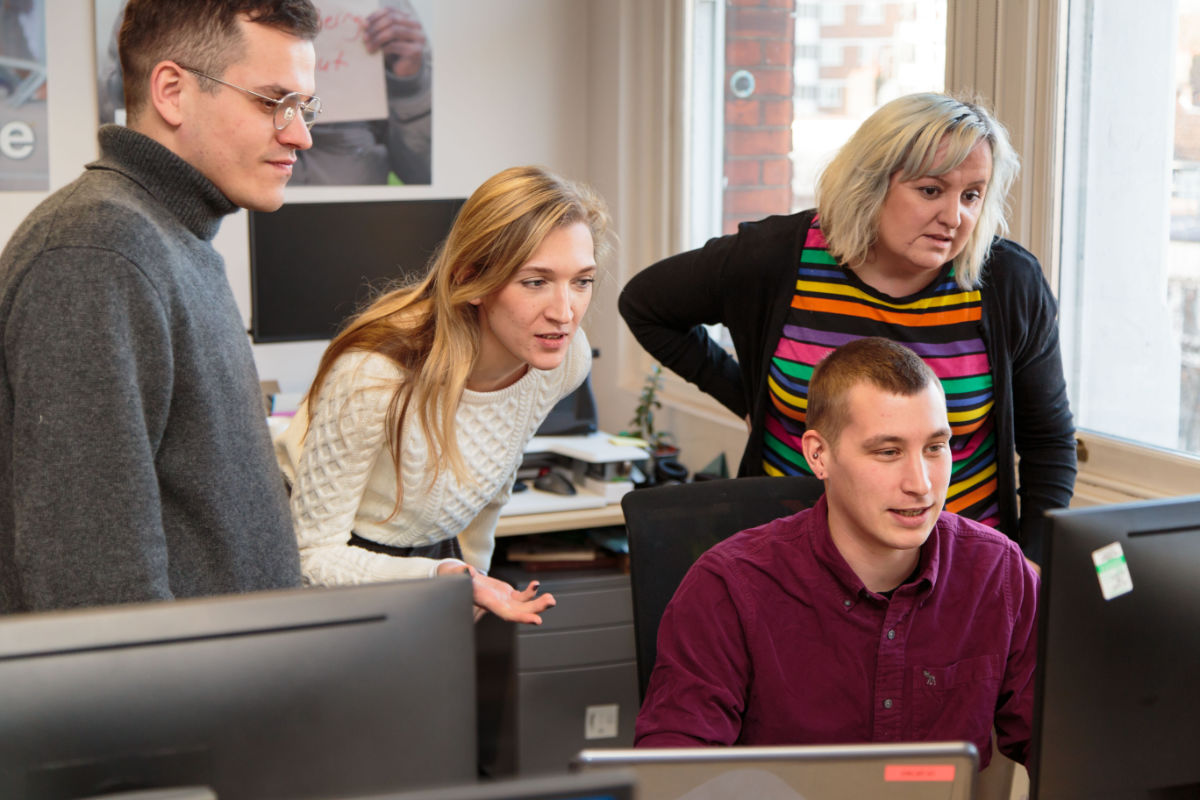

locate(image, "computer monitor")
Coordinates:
535 370 598 436
573 743 979 799
249 198 465 343
0 577 478 800
358 770 636 800
1033 495 1200 799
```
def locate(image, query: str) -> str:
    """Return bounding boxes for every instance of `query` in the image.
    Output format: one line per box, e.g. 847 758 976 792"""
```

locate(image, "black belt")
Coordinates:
347 533 464 561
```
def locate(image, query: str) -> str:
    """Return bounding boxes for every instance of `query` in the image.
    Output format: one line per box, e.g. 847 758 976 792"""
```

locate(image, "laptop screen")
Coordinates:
573 742 977 800
360 769 635 800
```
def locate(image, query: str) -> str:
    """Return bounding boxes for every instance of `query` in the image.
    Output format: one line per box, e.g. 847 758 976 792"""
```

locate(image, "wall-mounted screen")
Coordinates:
249 198 464 343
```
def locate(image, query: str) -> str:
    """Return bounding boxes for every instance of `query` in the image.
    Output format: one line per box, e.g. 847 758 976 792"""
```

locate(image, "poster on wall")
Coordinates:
94 0 433 186
0 0 49 191
94 0 125 126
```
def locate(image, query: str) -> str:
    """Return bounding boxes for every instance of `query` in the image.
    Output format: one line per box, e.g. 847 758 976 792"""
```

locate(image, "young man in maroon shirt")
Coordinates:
635 337 1037 769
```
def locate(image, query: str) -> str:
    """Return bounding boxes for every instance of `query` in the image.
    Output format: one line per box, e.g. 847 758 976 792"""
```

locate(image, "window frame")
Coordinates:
631 0 1200 499
1048 0 1200 495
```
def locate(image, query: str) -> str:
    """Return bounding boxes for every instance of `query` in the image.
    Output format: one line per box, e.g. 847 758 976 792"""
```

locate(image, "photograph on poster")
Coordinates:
94 0 124 126
0 0 49 191
93 0 432 186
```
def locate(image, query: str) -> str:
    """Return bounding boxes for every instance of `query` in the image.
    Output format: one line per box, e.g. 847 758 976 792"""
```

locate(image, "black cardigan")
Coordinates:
619 210 1077 560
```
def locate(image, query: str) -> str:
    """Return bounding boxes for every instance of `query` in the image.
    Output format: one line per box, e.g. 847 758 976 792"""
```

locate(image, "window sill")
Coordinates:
656 376 747 431
1073 431 1200 506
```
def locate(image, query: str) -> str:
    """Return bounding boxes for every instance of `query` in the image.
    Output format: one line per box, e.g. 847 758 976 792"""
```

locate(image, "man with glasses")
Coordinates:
0 0 321 613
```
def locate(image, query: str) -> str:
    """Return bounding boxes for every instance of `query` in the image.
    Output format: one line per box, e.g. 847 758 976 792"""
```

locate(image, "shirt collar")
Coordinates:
806 494 944 601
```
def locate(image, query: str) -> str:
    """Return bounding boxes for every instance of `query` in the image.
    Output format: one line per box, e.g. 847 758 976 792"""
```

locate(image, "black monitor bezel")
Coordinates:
1032 494 1200 799
0 577 477 800
248 198 465 344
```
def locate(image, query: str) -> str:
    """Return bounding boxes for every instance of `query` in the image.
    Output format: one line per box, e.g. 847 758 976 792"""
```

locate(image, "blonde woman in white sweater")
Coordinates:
278 166 610 624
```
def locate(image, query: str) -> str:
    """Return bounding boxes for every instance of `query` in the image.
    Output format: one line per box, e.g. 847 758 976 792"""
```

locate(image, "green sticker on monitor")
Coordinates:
1091 541 1133 601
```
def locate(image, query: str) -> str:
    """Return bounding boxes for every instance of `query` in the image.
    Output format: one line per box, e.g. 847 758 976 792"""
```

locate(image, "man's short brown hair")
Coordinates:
806 337 942 446
118 0 320 121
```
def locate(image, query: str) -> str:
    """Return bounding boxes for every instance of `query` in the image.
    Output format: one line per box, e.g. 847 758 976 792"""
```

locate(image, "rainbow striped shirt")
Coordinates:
763 217 1000 528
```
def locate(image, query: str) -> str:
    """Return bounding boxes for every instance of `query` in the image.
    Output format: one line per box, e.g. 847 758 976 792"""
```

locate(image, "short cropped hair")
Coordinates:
815 92 1019 289
119 0 320 121
807 337 942 447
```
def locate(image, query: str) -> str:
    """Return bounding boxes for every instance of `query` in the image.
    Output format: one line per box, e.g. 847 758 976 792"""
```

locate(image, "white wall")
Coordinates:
1 0 595 393
248 0 595 391
0 2 98 243
0 0 750 475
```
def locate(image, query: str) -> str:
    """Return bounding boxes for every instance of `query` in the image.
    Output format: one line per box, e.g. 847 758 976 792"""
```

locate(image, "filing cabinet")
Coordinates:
476 568 639 776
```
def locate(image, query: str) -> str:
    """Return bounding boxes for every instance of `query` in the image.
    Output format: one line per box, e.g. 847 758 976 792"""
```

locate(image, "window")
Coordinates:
711 0 946 238
683 0 947 369
818 42 844 67
858 3 886 26
817 82 845 109
1059 1 1200 458
660 0 1200 497
820 1 846 26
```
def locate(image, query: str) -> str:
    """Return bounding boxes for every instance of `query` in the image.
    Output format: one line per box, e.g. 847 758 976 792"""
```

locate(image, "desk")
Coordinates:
496 431 638 537
496 503 625 537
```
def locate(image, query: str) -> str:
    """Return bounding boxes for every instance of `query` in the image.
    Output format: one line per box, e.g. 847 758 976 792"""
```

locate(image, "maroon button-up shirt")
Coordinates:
634 495 1038 768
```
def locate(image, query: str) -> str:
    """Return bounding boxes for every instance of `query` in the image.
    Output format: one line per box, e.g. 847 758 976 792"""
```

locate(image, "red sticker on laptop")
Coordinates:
884 764 957 782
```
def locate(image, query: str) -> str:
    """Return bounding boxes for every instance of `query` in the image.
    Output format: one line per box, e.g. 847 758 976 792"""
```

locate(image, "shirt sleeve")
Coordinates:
456 470 516 575
1001 248 1078 559
634 555 751 747
993 545 1040 765
618 237 748 418
6 250 174 608
287 354 456 584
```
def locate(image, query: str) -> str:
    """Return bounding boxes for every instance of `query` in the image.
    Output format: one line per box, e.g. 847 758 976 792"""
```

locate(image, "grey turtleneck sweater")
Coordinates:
0 124 301 613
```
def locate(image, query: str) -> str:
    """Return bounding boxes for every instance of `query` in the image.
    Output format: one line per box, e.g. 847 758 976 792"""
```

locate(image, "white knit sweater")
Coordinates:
278 330 590 585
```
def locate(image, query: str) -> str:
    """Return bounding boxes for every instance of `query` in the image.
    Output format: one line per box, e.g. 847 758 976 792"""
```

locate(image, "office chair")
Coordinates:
621 475 825 700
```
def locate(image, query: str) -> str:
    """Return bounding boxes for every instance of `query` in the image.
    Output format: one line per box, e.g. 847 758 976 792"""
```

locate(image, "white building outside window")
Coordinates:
1059 0 1200 457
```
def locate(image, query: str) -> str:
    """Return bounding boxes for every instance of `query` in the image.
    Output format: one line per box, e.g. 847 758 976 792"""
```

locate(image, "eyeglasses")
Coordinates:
180 66 322 130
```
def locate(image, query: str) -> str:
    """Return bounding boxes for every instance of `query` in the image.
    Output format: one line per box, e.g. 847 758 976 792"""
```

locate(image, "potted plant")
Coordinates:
625 365 686 485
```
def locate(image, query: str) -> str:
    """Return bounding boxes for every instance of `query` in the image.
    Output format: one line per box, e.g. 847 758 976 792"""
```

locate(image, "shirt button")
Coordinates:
883 698 893 709
887 629 896 640
843 599 852 608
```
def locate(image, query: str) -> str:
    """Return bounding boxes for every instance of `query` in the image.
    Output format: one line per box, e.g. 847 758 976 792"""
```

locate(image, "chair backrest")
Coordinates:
621 475 826 700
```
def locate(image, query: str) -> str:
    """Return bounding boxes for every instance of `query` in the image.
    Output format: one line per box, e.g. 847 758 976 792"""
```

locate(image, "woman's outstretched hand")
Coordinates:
438 563 556 624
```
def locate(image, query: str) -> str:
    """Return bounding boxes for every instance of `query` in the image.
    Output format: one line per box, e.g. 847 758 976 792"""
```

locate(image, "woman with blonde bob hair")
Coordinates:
817 92 1019 290
279 165 611 623
620 92 1075 561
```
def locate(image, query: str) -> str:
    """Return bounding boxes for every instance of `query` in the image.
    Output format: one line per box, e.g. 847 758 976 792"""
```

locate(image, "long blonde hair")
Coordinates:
305 166 612 499
816 92 1019 289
